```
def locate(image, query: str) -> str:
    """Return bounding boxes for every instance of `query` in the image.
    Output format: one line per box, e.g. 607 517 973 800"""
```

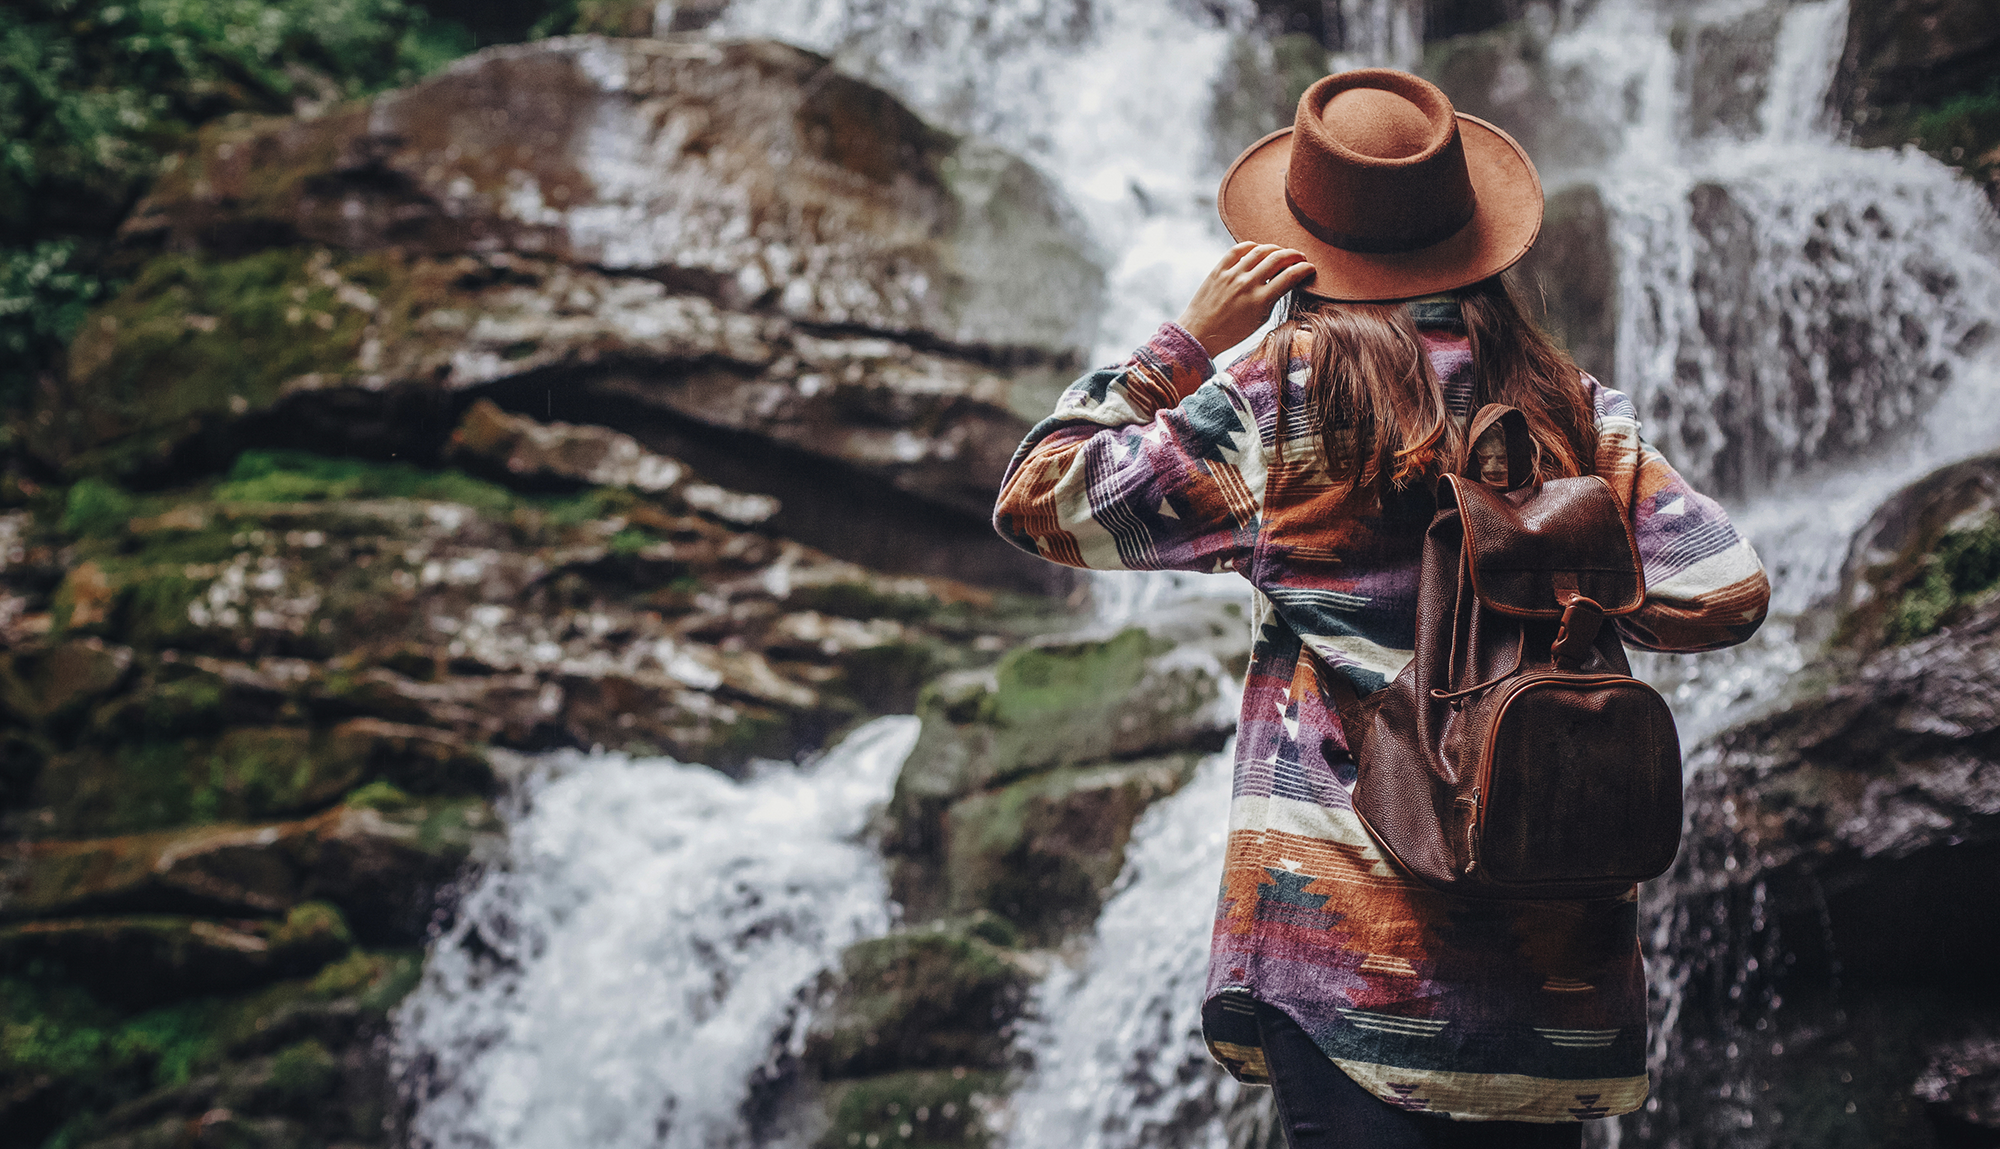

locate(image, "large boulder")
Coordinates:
38 36 1099 591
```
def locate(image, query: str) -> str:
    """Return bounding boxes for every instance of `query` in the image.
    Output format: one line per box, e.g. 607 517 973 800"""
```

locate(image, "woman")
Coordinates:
993 70 1770 1146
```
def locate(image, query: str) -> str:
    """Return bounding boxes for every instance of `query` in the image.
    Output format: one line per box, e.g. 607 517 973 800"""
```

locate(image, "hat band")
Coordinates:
1284 182 1477 254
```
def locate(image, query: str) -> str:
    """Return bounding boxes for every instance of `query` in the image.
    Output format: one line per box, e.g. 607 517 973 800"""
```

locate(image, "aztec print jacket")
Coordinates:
993 309 1770 1123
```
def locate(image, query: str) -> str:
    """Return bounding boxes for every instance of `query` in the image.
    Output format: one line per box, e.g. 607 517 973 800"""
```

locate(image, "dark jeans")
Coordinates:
1255 1002 1586 1149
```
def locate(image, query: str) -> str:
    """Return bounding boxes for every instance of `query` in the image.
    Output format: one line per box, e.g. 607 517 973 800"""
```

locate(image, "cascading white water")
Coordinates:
393 716 919 1149
395 0 2000 1145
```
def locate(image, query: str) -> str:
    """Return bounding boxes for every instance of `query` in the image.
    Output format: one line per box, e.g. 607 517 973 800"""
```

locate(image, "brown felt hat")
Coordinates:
1217 69 1543 302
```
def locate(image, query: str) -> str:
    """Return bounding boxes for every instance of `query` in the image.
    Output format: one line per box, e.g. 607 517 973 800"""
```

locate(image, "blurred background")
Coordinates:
1 0 1997 1147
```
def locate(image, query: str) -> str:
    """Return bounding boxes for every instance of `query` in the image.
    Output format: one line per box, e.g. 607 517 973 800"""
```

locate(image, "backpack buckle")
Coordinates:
1552 592 1604 670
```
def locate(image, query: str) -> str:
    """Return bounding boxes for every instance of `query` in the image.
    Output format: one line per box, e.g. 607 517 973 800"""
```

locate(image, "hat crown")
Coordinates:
1284 70 1476 254
1322 87 1437 160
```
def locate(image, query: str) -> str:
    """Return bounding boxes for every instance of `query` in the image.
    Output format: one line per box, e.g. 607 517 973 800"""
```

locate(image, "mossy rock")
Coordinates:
896 610 1235 808
0 902 353 1008
886 601 1244 924
817 1067 1007 1149
50 250 413 482
0 640 135 732
804 921 1032 1079
2 800 496 944
35 725 375 837
2 948 422 1149
935 754 1202 942
1834 451 2000 654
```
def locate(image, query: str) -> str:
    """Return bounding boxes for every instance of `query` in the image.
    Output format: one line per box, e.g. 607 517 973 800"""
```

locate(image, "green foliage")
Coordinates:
0 240 104 407
58 474 133 535
1888 517 2000 642
0 0 485 417
218 448 513 509
1908 80 2000 162
607 525 661 554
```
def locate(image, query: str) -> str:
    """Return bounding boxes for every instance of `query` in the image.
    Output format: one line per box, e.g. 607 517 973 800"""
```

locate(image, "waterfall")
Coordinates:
393 716 919 1149
393 0 2000 1145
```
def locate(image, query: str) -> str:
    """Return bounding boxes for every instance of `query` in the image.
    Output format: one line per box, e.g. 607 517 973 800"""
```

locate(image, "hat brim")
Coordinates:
1216 113 1543 302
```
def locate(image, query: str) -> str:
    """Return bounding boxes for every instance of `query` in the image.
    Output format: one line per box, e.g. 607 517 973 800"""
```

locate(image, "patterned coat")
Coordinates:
993 309 1770 1122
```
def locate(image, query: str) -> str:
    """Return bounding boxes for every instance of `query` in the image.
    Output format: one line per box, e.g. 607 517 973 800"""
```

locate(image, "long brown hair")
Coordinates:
1260 272 1596 492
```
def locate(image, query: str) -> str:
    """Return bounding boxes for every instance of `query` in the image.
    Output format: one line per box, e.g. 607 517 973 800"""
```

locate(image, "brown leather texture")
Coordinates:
1332 403 1684 900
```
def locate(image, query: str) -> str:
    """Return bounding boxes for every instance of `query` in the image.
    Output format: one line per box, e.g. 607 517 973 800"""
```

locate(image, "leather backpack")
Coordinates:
1325 404 1683 900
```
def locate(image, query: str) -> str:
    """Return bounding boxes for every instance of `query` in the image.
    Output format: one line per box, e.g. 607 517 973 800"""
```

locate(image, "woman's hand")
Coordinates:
1176 242 1317 357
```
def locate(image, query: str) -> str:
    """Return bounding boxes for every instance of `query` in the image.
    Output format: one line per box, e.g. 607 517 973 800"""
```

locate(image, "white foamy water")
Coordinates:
394 716 919 1149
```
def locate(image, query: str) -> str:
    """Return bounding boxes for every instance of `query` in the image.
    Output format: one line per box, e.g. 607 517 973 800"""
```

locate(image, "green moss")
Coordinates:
40 724 375 835
983 629 1172 729
217 449 514 510
61 251 382 466
0 975 223 1092
1906 80 2000 173
267 1038 339 1102
607 525 661 554
60 477 136 537
534 485 641 526
819 1068 1006 1149
806 925 1028 1079
1887 517 2000 642
343 779 414 810
269 902 354 955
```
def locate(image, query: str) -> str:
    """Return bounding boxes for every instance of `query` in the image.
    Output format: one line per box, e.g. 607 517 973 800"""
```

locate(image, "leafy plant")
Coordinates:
0 0 490 415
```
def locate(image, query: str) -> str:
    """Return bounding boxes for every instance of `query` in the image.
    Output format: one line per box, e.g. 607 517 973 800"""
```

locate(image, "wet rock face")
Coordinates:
124 37 1101 355
1630 459 2000 1148
40 37 1097 591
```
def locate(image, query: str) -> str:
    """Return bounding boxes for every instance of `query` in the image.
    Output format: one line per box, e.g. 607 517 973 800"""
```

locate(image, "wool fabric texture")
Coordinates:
993 307 1770 1122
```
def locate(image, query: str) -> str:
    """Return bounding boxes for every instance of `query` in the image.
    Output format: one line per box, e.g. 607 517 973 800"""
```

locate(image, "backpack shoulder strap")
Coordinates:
1462 404 1539 491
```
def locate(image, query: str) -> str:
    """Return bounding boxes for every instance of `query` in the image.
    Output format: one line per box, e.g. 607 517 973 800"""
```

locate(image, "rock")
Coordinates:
1421 23 1617 185
1833 0 2000 207
1833 450 2000 655
887 599 1245 926
445 398 779 525
36 37 1098 592
817 1068 1007 1149
804 920 1033 1079
0 638 134 729
942 754 1201 941
1631 522 2000 1147
0 901 352 1007
124 37 1099 355
1513 183 1618 384
1913 1033 2000 1140
0 800 497 943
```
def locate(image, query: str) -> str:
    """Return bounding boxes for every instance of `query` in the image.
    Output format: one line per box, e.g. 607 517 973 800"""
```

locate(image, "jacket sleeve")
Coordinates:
1590 379 1771 652
992 322 1266 574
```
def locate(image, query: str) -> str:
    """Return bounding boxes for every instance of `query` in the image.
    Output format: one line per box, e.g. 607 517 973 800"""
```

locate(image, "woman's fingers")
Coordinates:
1265 256 1317 297
1245 246 1311 290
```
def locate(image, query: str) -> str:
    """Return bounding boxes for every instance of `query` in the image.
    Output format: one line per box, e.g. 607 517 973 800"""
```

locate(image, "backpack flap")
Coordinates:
1448 474 1644 619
